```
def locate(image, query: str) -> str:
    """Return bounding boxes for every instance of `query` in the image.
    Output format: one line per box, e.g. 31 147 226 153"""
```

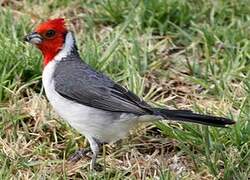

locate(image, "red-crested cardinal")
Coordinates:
24 18 235 170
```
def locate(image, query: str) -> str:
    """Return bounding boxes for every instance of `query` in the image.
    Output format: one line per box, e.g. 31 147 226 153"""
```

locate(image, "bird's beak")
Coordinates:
24 32 43 45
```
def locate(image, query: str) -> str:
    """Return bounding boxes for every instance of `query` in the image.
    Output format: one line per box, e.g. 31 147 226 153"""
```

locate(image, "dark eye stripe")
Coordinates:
45 30 56 38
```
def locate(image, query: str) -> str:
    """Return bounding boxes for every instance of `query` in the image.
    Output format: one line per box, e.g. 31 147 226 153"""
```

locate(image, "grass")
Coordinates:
0 0 249 179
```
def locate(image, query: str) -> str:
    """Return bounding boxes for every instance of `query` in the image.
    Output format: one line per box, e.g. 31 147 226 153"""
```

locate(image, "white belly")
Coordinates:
42 61 137 143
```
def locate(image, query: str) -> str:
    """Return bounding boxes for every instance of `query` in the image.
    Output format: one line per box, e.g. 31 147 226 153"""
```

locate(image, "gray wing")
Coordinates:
53 60 154 115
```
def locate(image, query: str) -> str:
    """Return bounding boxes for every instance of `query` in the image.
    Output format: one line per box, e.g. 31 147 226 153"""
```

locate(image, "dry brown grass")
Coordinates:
0 88 219 179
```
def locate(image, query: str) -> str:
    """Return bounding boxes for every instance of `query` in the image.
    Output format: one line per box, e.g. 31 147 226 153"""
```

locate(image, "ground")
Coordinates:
0 0 249 179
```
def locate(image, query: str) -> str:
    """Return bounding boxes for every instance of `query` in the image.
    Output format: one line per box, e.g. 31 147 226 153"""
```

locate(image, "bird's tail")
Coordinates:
154 108 235 127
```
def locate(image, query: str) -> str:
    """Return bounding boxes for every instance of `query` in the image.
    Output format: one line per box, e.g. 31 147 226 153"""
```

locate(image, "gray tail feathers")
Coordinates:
154 108 235 127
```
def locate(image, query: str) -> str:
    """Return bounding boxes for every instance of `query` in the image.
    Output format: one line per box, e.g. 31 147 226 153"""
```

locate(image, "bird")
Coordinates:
24 18 235 170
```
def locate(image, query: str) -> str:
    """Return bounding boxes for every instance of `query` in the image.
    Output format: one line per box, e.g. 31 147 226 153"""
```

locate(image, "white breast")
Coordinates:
42 60 138 143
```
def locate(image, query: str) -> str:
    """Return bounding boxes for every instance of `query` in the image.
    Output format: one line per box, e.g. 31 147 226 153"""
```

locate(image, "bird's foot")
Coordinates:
91 163 103 171
68 148 91 162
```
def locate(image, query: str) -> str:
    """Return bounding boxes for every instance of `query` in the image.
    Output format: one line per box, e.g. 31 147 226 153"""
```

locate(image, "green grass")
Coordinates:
0 0 249 179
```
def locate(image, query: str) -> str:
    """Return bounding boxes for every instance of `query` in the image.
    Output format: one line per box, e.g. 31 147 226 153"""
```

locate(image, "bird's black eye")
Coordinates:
44 30 56 38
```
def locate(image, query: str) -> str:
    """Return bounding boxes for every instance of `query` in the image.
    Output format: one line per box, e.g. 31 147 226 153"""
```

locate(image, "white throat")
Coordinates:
53 31 74 62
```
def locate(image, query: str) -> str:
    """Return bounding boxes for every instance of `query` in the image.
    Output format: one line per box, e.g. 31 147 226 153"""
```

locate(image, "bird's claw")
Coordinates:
92 163 103 171
68 148 91 162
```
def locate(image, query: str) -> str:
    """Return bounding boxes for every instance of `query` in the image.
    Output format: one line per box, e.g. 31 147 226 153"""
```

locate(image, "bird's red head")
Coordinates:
25 18 68 65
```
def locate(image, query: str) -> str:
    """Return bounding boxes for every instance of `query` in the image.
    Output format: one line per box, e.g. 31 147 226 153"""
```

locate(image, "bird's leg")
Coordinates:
67 137 104 171
88 137 103 171
68 147 91 162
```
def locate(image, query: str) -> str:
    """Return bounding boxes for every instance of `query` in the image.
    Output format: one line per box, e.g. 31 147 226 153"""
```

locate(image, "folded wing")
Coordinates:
54 60 154 115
